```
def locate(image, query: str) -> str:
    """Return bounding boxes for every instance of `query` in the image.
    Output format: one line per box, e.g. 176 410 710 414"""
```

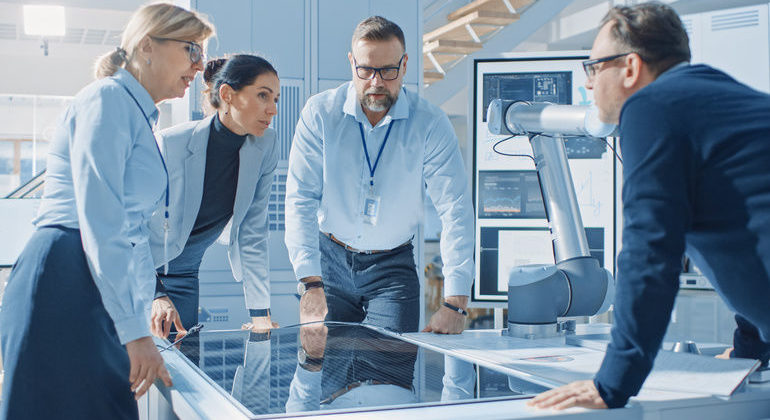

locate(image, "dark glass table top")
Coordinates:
170 322 540 418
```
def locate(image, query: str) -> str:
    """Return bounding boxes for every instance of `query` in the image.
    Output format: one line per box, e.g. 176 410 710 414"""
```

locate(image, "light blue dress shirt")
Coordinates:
285 82 474 297
34 68 167 344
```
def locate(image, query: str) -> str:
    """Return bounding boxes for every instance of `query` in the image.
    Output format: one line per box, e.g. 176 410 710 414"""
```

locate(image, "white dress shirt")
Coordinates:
285 82 474 297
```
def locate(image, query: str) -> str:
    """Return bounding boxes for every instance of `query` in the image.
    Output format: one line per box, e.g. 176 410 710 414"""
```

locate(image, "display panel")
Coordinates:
169 322 543 418
481 71 572 121
477 170 545 219
472 54 617 304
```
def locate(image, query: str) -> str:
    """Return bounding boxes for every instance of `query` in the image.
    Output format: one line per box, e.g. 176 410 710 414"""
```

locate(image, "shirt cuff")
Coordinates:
443 275 472 298
594 349 650 408
113 313 151 345
594 378 628 409
249 308 271 317
244 286 270 305
154 275 168 300
294 259 322 282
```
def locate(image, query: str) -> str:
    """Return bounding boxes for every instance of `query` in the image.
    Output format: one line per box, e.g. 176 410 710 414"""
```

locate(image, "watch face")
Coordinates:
296 282 305 296
297 348 307 364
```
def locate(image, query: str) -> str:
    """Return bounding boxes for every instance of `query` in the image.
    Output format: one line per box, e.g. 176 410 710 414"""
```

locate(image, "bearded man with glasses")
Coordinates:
285 16 474 335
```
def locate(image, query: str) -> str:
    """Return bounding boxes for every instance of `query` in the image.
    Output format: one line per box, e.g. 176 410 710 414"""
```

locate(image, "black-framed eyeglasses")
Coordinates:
353 55 405 81
582 52 633 79
152 37 205 64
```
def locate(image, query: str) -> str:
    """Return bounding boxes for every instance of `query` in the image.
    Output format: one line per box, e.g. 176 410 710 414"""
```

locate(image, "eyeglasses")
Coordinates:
582 52 633 79
353 55 404 81
152 37 205 64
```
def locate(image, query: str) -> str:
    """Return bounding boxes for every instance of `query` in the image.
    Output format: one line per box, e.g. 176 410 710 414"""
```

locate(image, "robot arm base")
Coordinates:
507 257 615 333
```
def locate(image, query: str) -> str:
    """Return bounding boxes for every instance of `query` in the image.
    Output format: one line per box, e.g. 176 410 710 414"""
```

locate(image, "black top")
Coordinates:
594 64 770 407
163 114 246 276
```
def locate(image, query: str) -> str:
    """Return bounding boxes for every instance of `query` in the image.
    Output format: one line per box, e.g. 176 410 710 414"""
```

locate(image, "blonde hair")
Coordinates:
94 3 215 79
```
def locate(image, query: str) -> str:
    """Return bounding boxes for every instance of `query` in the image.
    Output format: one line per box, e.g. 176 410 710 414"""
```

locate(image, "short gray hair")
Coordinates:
601 2 691 77
352 16 405 52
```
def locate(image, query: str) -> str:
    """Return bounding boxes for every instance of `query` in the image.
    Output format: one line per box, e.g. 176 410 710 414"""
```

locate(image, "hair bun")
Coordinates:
203 57 228 84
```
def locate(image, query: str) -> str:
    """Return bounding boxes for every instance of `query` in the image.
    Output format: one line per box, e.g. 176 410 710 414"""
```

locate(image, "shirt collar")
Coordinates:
112 67 160 127
343 82 410 127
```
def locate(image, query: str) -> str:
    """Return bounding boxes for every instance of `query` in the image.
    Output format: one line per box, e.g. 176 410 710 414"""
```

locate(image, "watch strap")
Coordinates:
303 281 324 291
298 347 324 369
442 301 468 316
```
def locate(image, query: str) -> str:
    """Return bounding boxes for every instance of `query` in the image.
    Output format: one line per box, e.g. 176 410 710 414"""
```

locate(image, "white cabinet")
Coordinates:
683 4 770 93
370 0 421 84
196 0 252 57
251 0 306 79
317 0 422 85
318 0 369 80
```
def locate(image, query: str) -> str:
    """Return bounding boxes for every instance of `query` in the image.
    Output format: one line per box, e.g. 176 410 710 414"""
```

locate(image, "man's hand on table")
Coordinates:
715 347 734 360
528 380 608 410
242 314 279 332
299 276 328 324
422 295 467 334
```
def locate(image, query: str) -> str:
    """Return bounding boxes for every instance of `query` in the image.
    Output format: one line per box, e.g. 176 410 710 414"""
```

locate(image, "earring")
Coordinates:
146 58 151 66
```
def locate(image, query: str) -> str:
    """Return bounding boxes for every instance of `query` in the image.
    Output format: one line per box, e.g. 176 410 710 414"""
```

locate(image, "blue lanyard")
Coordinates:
118 84 170 215
358 121 393 188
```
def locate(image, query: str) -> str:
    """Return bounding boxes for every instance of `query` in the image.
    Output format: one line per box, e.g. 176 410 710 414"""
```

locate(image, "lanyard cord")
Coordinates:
358 121 394 188
119 84 171 274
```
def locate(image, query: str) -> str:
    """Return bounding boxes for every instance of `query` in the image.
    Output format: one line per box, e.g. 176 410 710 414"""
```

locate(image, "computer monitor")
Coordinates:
471 53 617 305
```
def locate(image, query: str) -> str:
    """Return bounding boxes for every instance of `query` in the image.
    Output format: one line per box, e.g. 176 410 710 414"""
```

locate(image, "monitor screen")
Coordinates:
481 71 572 121
471 55 617 305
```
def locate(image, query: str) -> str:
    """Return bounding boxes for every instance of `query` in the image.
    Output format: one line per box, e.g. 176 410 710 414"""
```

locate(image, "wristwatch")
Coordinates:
297 346 324 371
442 301 468 316
297 280 324 297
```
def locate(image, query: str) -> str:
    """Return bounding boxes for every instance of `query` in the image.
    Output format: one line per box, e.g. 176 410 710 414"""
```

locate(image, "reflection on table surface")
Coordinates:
171 322 538 417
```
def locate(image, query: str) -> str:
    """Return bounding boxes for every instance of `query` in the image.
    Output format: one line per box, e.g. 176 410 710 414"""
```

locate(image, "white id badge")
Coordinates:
362 192 381 226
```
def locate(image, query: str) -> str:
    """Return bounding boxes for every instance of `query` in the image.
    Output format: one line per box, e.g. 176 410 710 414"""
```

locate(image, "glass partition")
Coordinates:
0 94 72 197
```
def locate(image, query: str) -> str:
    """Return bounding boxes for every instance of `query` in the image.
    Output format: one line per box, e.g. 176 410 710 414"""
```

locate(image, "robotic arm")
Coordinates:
487 100 616 338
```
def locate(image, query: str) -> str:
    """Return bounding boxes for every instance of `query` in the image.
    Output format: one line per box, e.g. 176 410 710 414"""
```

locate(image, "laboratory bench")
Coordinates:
142 322 770 420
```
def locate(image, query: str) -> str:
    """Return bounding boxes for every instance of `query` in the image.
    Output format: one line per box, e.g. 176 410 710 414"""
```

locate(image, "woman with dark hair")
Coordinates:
147 54 280 336
0 3 214 419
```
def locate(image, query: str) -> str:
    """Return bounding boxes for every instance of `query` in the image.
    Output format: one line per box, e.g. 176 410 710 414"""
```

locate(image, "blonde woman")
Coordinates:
0 4 213 419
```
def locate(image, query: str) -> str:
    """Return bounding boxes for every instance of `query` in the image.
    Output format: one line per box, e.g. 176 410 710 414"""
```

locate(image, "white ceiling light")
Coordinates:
23 5 66 56
23 5 66 37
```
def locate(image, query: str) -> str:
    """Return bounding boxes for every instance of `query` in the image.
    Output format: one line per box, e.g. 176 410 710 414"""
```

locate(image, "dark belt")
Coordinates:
323 232 410 255
320 379 412 405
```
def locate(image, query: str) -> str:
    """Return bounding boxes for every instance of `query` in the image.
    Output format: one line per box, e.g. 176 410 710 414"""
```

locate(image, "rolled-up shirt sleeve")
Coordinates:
69 91 153 344
285 104 324 281
423 113 475 297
